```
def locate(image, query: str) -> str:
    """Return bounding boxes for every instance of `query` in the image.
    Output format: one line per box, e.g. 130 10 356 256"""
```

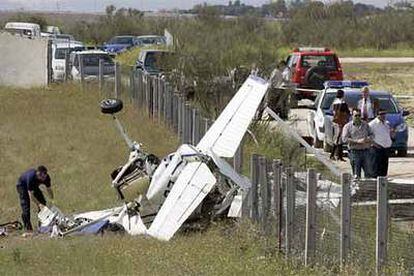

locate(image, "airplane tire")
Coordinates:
100 98 123 114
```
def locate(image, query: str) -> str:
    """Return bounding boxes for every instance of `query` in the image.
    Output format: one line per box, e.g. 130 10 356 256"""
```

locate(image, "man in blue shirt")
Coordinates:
16 165 54 232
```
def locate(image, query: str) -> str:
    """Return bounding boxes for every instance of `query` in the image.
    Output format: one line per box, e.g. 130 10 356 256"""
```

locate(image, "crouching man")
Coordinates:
16 165 54 234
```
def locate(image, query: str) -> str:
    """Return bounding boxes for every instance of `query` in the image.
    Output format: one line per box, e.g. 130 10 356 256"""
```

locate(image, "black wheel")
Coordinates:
397 149 407 157
304 66 330 89
100 98 123 114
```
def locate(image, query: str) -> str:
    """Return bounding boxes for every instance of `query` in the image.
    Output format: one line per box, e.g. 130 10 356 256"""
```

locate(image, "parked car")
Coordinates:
135 49 173 75
307 80 409 156
103 35 138 55
282 47 343 100
135 35 166 47
4 22 41 39
69 50 115 81
52 41 85 81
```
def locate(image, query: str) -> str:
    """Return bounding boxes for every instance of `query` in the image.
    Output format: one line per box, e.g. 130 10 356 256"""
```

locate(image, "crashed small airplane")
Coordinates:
39 75 269 240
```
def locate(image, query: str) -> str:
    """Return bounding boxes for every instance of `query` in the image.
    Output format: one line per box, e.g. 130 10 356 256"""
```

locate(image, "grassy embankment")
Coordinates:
0 83 333 275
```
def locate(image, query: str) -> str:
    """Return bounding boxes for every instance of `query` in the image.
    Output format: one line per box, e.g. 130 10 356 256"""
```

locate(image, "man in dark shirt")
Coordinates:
16 165 54 232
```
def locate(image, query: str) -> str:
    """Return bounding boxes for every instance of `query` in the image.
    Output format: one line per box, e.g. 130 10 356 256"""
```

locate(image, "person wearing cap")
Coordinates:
369 110 394 177
330 89 350 161
357 86 379 121
16 165 54 233
342 108 374 178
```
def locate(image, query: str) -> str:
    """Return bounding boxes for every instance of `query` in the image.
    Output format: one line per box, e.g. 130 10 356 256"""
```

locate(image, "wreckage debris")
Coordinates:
38 75 270 240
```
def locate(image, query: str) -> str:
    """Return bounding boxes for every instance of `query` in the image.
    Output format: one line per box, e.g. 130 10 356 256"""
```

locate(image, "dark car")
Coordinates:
103 35 138 55
320 89 409 156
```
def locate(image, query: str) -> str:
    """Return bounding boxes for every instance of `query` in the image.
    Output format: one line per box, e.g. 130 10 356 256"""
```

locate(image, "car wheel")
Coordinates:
323 136 333 153
397 149 407 157
100 98 123 114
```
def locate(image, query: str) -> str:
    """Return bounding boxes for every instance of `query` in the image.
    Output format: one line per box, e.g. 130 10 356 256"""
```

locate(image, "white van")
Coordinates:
4 22 41 39
52 41 85 81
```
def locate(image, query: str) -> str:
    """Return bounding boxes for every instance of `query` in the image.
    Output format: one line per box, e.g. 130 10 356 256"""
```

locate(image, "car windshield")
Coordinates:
301 55 337 68
55 47 84 59
144 52 170 70
108 37 133 45
321 93 399 113
137 37 165 45
82 54 113 67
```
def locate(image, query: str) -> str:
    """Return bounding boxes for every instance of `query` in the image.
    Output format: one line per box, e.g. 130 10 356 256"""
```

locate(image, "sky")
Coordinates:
0 0 391 12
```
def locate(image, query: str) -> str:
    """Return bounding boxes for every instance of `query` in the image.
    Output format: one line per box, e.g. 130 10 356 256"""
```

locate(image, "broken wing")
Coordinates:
147 162 216 241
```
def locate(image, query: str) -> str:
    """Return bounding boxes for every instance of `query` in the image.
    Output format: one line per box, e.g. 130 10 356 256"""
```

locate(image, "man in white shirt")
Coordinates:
369 110 394 177
358 86 379 121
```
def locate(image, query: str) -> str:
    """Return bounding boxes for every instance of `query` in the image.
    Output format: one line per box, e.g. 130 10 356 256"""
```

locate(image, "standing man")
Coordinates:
330 89 350 161
16 165 54 234
358 86 379 121
369 110 394 177
342 109 373 178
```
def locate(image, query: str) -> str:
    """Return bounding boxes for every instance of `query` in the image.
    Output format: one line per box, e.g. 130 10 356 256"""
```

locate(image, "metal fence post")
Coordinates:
172 95 178 132
340 173 351 266
79 55 85 90
192 108 200 144
285 167 295 258
185 105 193 144
152 77 158 119
203 117 210 134
250 154 260 223
147 76 154 118
64 51 69 82
305 169 317 266
272 160 283 252
98 59 104 94
129 68 135 103
114 62 121 98
376 177 388 274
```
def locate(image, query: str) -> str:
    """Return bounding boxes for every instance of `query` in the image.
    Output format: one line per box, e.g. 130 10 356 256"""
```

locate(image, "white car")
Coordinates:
69 50 115 81
307 81 369 150
52 41 85 81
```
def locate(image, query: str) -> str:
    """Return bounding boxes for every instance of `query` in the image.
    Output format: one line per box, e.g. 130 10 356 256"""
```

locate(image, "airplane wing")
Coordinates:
197 75 269 158
147 162 216 241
